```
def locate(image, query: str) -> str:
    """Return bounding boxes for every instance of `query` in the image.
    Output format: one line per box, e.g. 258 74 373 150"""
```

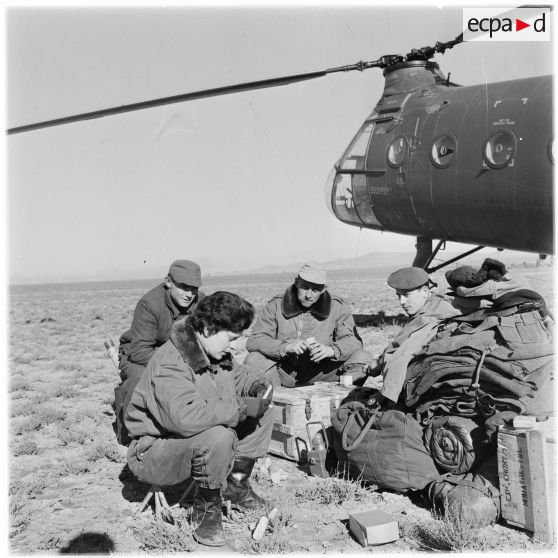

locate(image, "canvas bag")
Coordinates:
332 400 440 493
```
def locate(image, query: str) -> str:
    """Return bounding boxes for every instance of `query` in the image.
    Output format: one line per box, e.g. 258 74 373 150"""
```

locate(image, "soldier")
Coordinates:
366 266 460 404
125 292 273 547
245 263 371 387
114 260 204 445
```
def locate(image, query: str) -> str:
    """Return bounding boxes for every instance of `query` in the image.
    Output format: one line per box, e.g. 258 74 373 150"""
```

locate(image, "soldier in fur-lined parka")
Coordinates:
125 292 273 548
245 263 372 387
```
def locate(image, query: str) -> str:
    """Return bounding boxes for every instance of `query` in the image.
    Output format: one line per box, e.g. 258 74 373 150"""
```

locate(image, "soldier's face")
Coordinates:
199 329 240 361
166 277 198 309
295 278 325 308
396 285 429 316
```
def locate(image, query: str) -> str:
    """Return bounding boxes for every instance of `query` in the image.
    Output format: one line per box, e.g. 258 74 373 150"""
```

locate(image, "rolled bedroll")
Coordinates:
423 415 490 474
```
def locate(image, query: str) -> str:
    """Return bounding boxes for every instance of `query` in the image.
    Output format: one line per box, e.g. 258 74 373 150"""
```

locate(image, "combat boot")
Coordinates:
222 456 268 511
191 484 225 547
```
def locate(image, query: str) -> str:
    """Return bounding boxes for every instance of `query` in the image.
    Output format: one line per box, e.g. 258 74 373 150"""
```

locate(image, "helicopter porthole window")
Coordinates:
430 135 457 168
387 135 409 168
483 130 516 169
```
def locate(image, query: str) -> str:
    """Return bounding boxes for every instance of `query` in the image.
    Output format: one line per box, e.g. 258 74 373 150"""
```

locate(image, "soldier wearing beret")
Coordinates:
114 260 205 444
366 267 460 404
245 263 372 387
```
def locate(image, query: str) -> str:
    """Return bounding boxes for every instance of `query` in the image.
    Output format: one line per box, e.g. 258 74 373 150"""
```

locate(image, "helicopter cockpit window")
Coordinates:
431 134 457 168
339 122 375 170
387 135 409 168
330 173 362 226
483 130 516 169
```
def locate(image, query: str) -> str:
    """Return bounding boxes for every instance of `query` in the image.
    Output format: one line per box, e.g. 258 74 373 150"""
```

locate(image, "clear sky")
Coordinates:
5 1 554 283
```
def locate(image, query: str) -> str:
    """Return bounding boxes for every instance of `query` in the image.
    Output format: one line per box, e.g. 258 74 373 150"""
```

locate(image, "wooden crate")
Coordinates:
497 417 555 542
268 382 355 461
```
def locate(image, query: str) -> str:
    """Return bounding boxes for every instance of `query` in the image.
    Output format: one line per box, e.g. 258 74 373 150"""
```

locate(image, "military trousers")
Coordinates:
244 348 372 388
127 406 274 489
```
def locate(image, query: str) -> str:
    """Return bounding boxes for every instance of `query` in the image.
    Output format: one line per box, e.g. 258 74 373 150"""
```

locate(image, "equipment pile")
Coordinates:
333 263 553 528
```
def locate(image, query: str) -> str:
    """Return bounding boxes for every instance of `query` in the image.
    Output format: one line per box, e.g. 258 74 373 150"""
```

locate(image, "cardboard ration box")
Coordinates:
269 382 355 461
348 509 399 546
497 417 555 541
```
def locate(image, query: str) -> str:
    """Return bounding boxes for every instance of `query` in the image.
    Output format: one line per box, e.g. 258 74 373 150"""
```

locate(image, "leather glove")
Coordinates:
243 396 271 419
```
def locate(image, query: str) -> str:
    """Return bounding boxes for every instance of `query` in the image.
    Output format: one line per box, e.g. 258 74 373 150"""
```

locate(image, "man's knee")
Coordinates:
201 425 237 457
244 351 276 370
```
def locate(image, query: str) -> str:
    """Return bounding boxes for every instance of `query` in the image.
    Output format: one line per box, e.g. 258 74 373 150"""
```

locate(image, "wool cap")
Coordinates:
387 267 435 290
168 260 202 287
297 263 327 285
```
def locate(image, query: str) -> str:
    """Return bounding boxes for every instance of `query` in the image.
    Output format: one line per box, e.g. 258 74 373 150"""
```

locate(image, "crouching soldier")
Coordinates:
245 263 371 387
125 292 274 547
114 260 204 445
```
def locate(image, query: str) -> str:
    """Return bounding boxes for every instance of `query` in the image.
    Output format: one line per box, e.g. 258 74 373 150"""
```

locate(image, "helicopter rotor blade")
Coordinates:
7 60 379 135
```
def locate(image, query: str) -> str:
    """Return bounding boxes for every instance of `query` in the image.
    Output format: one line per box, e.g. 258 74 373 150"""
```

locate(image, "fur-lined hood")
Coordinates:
281 285 331 320
170 318 234 373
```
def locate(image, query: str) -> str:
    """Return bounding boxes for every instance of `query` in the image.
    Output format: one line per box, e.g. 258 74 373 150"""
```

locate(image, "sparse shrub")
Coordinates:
40 317 56 323
403 503 505 552
12 435 40 456
59 460 92 476
9 492 36 537
71 406 98 422
10 401 36 418
232 508 298 554
85 441 125 463
129 515 196 552
92 313 104 321
12 416 42 436
294 475 369 505
53 385 78 399
54 360 84 373
10 378 31 393
25 473 50 496
35 404 66 425
57 427 90 446
30 393 49 405
8 475 49 537
101 393 115 407
12 353 34 365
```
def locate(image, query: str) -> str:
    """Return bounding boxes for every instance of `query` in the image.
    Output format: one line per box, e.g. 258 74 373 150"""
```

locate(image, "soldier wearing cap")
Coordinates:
114 260 205 444
366 266 460 404
245 263 371 387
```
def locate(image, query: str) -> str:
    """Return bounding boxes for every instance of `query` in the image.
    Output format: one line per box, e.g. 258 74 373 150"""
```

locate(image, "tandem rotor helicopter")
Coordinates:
7 28 553 272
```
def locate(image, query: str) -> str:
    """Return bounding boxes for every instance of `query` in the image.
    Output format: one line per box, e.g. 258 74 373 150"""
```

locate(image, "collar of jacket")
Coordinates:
170 319 234 373
282 285 331 320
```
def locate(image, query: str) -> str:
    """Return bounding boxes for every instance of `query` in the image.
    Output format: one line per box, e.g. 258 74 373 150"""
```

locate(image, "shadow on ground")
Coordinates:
59 532 114 554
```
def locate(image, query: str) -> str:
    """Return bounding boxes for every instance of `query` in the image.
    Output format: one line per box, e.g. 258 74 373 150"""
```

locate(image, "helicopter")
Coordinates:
7 32 553 273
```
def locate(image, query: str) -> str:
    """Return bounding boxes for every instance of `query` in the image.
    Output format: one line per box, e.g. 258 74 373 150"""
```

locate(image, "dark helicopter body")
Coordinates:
327 60 553 266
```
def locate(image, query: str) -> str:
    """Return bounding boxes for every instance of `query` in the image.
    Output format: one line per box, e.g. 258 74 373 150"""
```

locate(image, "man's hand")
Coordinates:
363 375 383 390
284 340 308 355
251 381 273 401
243 397 271 419
308 342 335 363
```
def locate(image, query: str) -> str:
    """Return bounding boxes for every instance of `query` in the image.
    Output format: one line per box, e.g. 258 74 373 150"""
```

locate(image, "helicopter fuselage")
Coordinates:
326 60 553 259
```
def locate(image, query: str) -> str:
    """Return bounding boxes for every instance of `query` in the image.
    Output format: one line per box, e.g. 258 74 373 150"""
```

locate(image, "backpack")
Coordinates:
332 400 440 493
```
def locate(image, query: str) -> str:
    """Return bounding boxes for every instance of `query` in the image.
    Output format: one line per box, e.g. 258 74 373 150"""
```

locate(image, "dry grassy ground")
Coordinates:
8 267 554 553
